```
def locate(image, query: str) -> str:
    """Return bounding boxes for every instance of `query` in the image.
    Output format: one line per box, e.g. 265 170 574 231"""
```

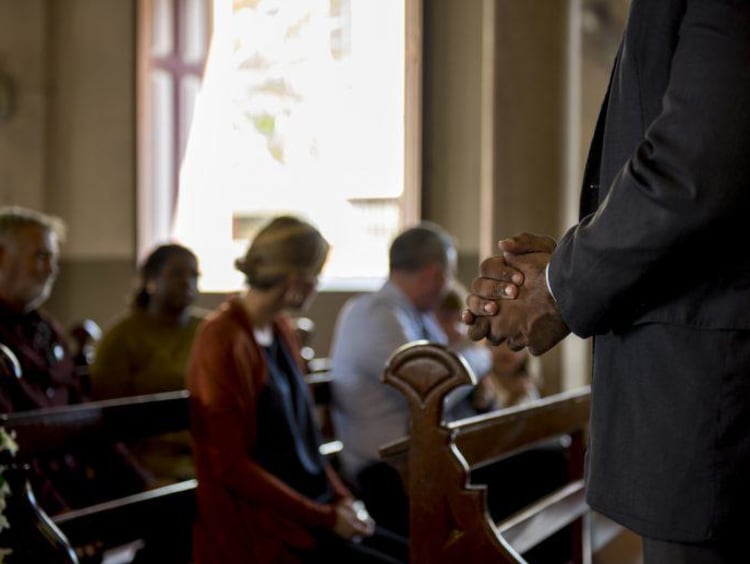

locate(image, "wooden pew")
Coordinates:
1 391 196 562
0 344 343 561
379 342 593 564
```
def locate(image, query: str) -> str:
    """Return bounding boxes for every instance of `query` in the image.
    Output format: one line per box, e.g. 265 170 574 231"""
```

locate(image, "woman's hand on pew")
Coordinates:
332 498 375 541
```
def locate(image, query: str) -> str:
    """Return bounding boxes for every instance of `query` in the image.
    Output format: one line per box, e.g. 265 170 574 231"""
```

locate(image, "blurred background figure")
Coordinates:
488 342 540 409
330 223 493 536
188 215 406 564
90 243 205 484
434 281 497 415
435 281 539 413
0 206 146 517
0 206 78 414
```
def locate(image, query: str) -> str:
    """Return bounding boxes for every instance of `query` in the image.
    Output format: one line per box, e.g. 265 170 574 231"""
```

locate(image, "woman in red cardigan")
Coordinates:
187 216 406 563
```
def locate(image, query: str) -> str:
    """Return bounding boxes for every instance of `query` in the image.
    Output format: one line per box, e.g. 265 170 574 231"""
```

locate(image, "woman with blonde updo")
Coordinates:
188 216 406 564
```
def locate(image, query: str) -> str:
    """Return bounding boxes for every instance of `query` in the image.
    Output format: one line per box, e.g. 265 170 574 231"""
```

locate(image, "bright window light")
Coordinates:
172 0 407 292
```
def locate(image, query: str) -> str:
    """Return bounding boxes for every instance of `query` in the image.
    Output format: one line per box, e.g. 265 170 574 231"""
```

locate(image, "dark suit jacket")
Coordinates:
549 0 750 542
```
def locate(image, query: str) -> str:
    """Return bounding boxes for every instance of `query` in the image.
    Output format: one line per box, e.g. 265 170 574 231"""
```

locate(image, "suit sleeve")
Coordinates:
549 0 750 337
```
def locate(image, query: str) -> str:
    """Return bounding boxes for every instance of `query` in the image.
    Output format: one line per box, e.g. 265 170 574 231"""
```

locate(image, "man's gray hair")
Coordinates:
0 206 67 242
389 221 454 273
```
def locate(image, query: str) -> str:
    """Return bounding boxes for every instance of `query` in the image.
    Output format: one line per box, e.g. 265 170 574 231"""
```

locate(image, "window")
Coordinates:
137 0 211 259
138 0 421 292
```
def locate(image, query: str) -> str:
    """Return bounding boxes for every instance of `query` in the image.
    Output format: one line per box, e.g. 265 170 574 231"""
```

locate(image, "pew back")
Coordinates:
0 352 342 562
0 391 195 562
380 342 592 564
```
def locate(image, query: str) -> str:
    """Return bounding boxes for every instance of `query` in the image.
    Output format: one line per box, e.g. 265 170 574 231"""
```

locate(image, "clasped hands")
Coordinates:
462 233 570 355
333 497 375 542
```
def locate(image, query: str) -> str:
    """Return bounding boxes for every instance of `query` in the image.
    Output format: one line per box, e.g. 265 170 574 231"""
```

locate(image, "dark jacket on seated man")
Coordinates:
0 206 147 515
0 303 81 412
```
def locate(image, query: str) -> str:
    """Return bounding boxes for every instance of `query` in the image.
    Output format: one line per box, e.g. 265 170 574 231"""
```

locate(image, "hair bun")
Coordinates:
236 215 329 290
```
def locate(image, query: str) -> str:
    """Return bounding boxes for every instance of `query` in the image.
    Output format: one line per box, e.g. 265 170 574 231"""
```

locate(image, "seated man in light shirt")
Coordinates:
329 222 492 535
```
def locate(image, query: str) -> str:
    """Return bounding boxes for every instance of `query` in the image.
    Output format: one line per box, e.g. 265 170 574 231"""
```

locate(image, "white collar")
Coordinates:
253 325 274 347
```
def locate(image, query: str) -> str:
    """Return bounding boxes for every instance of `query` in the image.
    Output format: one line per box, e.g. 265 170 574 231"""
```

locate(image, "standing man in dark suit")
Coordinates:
464 1 750 562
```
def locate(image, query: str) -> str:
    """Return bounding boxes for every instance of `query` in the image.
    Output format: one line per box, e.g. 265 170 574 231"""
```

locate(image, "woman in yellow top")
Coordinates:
90 243 205 483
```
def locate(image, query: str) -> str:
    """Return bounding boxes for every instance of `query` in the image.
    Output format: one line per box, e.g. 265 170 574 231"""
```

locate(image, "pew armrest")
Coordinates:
2 392 195 561
0 391 190 461
381 342 592 564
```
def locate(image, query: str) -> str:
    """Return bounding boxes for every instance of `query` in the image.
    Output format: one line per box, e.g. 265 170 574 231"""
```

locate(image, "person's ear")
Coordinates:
283 275 303 304
416 263 433 281
423 262 442 282
280 272 298 297
286 271 300 284
145 279 158 295
282 271 301 293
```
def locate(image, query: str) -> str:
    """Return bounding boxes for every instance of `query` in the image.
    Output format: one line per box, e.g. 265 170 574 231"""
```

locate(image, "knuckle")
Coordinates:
468 328 484 342
487 334 505 346
470 279 482 294
467 295 485 314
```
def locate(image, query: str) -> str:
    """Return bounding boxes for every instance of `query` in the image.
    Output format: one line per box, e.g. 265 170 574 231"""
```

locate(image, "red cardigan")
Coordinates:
187 298 350 563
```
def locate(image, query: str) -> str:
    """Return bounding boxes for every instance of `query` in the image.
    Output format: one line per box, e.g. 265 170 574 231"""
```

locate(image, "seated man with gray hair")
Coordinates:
0 206 147 514
0 206 80 412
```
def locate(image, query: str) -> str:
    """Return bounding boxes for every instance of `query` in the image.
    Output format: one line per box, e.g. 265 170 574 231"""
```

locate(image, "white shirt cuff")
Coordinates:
545 263 557 303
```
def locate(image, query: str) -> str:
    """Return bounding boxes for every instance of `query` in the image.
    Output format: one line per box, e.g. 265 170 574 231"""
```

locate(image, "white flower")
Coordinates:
0 429 17 458
0 426 15 558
